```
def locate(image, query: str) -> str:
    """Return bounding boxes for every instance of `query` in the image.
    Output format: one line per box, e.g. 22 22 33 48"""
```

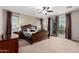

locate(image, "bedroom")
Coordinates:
0 6 79 53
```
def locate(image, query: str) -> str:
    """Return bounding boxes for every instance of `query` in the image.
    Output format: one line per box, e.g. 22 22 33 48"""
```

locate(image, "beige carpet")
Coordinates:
19 39 30 47
19 36 79 53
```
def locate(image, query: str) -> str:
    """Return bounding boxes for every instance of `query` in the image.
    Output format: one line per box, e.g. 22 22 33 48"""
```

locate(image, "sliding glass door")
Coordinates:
58 15 66 38
49 15 66 38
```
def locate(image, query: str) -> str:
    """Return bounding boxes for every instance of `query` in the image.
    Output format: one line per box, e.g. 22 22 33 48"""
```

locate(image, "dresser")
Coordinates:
0 34 19 53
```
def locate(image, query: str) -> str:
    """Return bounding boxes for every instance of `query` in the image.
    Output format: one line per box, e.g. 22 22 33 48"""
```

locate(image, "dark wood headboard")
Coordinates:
21 24 37 30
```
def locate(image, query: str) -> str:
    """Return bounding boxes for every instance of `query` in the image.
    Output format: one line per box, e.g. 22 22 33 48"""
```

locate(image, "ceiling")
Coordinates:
0 6 79 18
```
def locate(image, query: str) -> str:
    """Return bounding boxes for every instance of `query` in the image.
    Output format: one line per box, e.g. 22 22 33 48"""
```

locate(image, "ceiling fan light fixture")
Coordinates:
42 11 47 14
36 6 53 15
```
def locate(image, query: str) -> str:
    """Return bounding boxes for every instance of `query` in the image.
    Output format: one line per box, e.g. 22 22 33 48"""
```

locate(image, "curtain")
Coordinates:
48 17 51 36
6 11 12 39
40 18 43 30
65 13 72 39
54 16 59 36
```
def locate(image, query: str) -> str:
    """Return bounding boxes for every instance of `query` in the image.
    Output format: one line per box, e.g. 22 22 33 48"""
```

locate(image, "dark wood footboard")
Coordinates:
14 31 49 44
31 31 49 44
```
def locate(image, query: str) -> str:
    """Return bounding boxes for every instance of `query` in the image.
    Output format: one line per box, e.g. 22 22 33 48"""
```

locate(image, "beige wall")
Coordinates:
13 13 40 30
19 14 39 26
43 17 48 31
71 10 79 41
0 8 3 39
3 10 7 39
0 9 8 39
0 9 3 35
0 8 9 39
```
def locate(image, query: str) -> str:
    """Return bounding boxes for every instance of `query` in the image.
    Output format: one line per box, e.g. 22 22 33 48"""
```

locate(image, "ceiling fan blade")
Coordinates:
47 10 53 12
43 7 46 10
47 7 49 9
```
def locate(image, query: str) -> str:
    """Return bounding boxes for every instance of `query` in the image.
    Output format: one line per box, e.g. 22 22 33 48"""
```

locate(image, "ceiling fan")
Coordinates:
37 6 53 15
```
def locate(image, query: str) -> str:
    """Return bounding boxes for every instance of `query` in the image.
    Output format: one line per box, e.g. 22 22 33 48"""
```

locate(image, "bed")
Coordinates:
21 24 49 44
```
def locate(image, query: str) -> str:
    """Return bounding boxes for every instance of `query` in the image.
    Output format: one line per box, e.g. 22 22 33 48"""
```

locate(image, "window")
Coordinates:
58 15 66 37
12 15 19 32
